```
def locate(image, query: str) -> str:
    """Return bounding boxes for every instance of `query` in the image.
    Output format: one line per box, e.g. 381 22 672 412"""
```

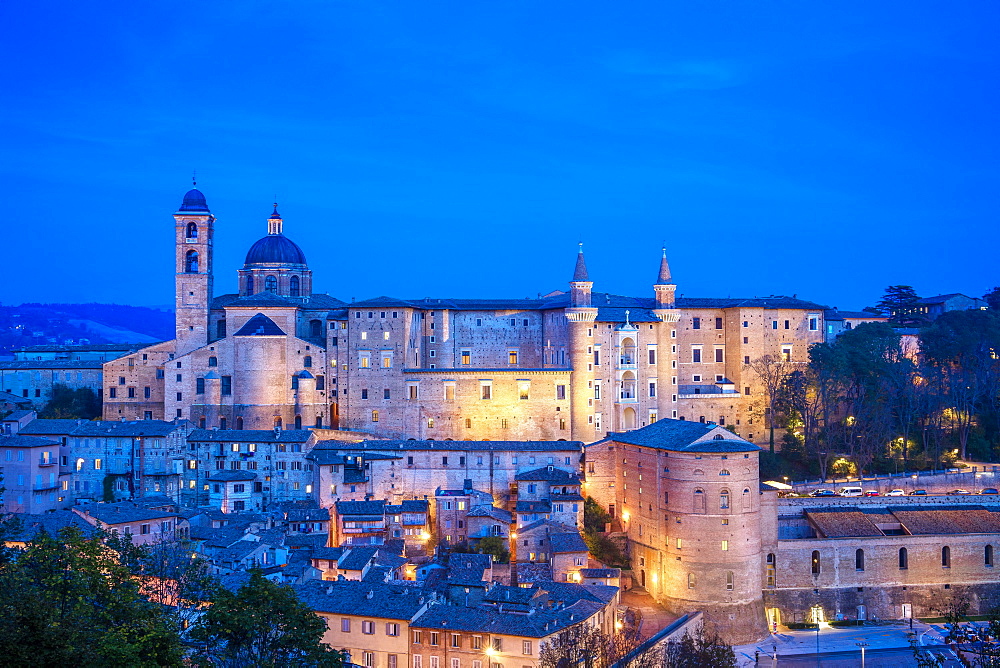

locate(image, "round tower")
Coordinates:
652 248 680 420
661 431 768 643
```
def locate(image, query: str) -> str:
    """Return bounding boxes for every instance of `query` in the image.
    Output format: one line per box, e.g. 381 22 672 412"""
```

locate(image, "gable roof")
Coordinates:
234 313 286 336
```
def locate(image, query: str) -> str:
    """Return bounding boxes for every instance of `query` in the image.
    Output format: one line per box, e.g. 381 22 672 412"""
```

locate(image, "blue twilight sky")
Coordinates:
3 1 998 310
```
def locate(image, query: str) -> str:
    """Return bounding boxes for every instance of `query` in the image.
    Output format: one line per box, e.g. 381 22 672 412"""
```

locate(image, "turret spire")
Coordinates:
572 243 590 282
655 247 673 285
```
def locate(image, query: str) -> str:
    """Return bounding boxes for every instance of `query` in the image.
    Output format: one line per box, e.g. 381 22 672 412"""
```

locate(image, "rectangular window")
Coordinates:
781 348 791 362
196 378 205 394
221 376 232 395
648 382 656 398
523 640 532 655
715 317 723 329
361 389 369 400
508 350 518 365
384 389 391 400
715 348 724 363
784 320 790 329
692 348 701 363
382 355 392 368
556 384 566 400
362 620 375 634
809 317 818 331
481 384 492 400
386 623 399 636
143 386 151 399
692 317 701 329
648 348 656 364
461 350 471 365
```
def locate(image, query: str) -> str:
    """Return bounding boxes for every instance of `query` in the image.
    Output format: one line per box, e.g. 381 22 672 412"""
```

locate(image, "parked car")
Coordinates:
980 488 999 495
949 489 972 495
863 490 880 497
838 487 864 497
910 489 928 496
811 489 836 497
885 489 906 496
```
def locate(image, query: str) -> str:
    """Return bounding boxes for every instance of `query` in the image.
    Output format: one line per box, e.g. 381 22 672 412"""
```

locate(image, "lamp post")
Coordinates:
857 641 868 668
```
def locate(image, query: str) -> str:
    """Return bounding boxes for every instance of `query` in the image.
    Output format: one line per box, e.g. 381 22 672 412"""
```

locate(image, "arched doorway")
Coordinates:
623 407 636 430
330 403 339 429
640 569 646 587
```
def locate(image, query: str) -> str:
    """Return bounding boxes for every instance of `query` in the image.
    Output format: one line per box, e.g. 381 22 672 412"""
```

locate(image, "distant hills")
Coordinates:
0 303 174 355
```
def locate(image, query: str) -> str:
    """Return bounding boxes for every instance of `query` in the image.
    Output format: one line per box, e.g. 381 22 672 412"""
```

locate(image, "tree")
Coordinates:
0 525 184 666
747 354 795 453
191 569 346 667
476 536 509 564
40 383 101 419
539 620 658 668
875 285 927 327
985 287 1000 312
663 627 737 667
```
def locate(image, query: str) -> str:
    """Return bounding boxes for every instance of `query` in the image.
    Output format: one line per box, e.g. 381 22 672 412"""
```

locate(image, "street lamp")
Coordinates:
857 641 868 668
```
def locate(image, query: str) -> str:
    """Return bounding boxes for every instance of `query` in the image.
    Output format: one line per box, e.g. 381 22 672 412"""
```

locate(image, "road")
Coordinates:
757 645 966 666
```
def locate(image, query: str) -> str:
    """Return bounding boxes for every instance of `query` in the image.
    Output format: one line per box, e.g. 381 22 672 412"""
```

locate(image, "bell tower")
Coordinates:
174 185 215 356
653 247 680 421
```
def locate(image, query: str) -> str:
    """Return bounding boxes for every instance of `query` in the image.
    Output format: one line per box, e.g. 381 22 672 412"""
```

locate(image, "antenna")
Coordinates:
192 170 197 187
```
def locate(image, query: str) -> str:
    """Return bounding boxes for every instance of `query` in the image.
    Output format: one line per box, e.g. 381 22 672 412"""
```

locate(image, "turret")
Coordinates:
653 247 676 309
569 244 593 308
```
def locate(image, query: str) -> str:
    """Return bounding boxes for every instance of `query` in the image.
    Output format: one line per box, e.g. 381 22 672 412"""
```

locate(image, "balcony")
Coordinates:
617 355 637 371
33 481 61 491
677 383 740 400
38 459 57 467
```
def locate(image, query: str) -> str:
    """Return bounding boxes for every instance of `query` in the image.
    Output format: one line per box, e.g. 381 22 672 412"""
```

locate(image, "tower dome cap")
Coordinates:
178 188 210 213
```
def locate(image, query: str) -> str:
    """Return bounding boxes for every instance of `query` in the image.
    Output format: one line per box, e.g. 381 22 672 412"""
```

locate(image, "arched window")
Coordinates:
75 458 85 472
219 418 226 430
208 356 217 367
303 356 312 368
185 222 198 239
236 417 244 430
185 250 199 273
688 573 696 589
811 550 821 575
942 546 951 568
246 276 254 295
725 571 734 591
315 416 323 428
264 275 277 293
294 415 302 430
310 320 322 338
217 319 226 339
699 416 706 423
719 490 730 510
713 434 724 440
899 547 908 570
987 545 995 568
693 488 706 513
290 275 300 297
742 488 752 511
766 553 776 588
856 549 865 571
273 417 282 429
372 410 379 423
199 417 206 429
719 469 731 476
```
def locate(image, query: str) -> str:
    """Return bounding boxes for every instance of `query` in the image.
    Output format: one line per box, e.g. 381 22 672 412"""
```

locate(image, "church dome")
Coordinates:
178 188 210 212
244 234 307 266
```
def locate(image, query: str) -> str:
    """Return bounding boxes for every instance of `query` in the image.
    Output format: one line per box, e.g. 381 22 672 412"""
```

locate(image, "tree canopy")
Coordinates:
190 569 346 668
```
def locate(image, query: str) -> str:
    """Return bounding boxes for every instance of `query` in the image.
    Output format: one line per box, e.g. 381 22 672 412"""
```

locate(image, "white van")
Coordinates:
838 486 864 497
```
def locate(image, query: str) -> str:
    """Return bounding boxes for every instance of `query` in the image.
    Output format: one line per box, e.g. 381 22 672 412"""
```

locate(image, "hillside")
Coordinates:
0 303 173 355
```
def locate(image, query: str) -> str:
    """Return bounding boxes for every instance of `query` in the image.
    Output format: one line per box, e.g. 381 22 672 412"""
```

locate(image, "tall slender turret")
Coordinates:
653 247 676 309
566 244 598 440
